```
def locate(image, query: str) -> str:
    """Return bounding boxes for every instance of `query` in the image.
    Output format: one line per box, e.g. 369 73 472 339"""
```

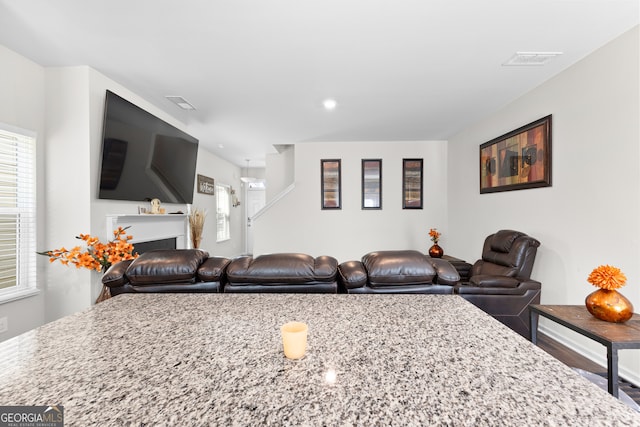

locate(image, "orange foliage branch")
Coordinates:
38 226 138 272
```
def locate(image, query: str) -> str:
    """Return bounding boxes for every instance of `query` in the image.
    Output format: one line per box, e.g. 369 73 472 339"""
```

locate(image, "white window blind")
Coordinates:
216 183 230 242
0 127 36 301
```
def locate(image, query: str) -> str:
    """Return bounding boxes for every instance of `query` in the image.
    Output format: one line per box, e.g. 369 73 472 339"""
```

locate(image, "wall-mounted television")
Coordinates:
98 90 199 204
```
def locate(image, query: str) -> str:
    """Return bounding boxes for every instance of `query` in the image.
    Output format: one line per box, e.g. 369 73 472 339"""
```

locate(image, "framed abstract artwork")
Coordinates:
480 115 552 194
362 159 382 209
402 158 423 209
321 159 341 209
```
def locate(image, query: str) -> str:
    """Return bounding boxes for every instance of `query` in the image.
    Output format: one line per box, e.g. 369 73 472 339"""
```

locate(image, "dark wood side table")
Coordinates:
529 304 640 398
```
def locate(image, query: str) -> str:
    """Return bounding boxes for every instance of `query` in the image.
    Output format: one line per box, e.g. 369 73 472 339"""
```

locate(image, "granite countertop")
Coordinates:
0 293 638 426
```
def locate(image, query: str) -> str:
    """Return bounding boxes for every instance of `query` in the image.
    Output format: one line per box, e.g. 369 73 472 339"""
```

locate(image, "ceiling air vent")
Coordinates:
165 95 196 110
502 52 563 66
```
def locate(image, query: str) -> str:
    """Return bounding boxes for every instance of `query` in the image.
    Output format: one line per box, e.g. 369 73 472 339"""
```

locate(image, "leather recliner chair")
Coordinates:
455 230 541 338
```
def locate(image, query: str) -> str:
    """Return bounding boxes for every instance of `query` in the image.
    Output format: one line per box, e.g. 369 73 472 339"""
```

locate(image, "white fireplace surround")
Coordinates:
106 214 190 250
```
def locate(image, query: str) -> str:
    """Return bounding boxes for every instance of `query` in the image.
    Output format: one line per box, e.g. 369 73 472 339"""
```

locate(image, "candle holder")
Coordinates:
281 322 308 359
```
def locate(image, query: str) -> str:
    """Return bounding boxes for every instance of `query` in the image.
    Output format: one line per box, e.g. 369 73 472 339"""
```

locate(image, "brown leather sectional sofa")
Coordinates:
103 249 460 295
102 230 540 337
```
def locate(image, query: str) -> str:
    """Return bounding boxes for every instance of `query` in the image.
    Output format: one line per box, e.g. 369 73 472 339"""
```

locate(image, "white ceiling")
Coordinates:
0 1 638 167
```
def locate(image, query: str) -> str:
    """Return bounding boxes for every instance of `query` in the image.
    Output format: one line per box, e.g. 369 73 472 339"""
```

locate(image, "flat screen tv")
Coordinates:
98 90 199 204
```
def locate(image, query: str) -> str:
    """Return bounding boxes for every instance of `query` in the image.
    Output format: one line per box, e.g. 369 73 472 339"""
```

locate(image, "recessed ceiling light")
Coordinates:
322 98 338 111
218 144 224 149
165 95 196 110
502 52 563 66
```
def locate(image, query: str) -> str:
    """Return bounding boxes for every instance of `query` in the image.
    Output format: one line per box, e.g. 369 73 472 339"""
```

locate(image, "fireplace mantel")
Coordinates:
106 214 190 249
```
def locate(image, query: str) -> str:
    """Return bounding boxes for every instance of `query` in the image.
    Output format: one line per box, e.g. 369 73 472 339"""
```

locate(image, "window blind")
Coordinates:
0 128 36 298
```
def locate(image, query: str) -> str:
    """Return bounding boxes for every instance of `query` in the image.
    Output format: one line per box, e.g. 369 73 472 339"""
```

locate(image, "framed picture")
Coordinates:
362 159 382 209
321 159 341 209
480 115 552 194
197 174 215 195
402 158 423 209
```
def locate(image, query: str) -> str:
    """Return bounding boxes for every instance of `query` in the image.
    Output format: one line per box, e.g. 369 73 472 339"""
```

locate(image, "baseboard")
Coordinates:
539 323 640 388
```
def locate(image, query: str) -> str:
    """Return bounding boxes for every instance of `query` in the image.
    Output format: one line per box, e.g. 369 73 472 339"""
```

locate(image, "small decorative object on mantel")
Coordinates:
428 228 443 258
189 208 206 249
38 227 138 303
149 198 166 214
585 264 634 323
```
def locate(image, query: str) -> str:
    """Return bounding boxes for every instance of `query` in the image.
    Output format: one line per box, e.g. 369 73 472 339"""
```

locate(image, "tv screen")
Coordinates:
98 90 199 204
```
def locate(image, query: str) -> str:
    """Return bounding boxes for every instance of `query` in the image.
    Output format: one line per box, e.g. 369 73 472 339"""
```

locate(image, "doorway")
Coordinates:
244 183 266 255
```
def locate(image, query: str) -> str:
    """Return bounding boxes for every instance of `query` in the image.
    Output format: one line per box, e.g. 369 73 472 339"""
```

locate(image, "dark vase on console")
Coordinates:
428 244 443 258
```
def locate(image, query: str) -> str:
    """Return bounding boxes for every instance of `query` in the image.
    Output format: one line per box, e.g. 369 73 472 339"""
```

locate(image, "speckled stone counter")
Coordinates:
1 294 638 426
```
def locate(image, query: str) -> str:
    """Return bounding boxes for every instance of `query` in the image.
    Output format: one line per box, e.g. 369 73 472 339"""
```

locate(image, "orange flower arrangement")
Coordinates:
39 227 138 272
587 265 627 290
429 228 441 244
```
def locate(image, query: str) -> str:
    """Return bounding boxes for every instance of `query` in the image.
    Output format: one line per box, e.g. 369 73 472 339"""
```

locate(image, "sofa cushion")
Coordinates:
126 249 209 285
472 260 518 277
337 260 368 290
226 253 337 284
197 257 231 282
429 258 461 285
362 250 436 287
102 259 134 288
470 275 520 288
489 230 524 253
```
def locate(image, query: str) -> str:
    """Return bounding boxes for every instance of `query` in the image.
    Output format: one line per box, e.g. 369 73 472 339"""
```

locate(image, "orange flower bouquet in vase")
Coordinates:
585 265 634 323
39 226 138 303
428 228 443 258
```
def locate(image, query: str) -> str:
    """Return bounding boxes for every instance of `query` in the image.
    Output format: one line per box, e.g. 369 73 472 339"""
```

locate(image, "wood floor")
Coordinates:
536 332 640 406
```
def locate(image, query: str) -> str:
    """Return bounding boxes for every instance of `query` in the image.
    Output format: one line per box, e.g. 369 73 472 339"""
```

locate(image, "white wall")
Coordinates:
266 145 295 202
0 45 46 340
88 67 200 235
1 47 245 340
44 67 93 321
192 148 244 257
447 26 640 385
84 68 244 301
253 140 448 263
